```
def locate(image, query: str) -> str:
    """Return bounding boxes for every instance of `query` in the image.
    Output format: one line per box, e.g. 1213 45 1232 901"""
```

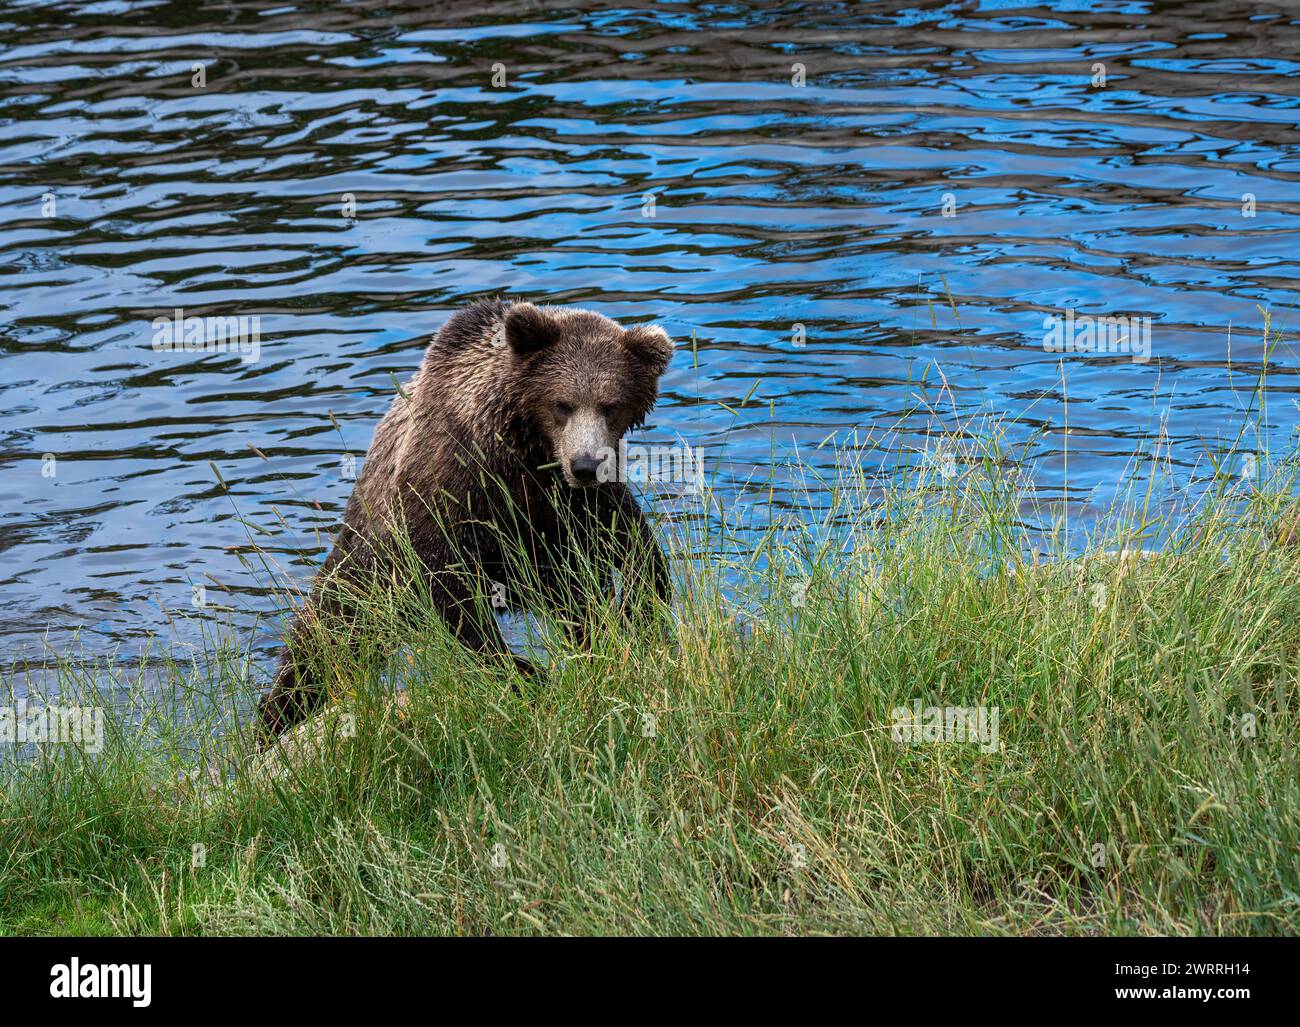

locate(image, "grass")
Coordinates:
2 414 1300 935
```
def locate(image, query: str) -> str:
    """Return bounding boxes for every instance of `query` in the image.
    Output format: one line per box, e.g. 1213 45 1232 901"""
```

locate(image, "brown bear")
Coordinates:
257 299 675 740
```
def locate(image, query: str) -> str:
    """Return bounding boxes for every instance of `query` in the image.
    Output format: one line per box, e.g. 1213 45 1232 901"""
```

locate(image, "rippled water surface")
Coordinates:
3 0 1299 667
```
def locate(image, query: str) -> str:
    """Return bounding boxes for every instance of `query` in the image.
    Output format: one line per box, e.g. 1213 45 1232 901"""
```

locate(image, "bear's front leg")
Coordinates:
256 533 389 745
609 485 671 623
431 571 541 681
256 580 371 745
256 604 348 746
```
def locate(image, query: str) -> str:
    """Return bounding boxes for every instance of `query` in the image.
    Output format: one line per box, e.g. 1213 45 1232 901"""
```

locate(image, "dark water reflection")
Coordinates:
2 0 1299 669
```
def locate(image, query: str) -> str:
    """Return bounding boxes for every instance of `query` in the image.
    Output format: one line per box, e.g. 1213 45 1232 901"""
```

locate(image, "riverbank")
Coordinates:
3 457 1299 935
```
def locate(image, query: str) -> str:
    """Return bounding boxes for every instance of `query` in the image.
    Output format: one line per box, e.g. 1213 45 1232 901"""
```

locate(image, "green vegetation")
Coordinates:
3 421 1299 936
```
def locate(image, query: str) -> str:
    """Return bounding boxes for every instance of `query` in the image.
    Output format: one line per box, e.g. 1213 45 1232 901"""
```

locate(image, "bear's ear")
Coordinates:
622 324 674 379
503 303 561 356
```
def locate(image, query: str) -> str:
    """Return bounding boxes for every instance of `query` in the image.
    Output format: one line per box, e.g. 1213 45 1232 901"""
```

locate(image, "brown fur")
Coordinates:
257 299 674 740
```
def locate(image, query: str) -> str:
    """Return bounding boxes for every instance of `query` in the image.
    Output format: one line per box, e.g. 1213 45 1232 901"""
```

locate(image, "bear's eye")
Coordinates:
555 402 575 418
599 403 619 420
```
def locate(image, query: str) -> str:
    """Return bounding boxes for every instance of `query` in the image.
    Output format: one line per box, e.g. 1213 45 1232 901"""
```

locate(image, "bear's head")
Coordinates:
503 302 674 488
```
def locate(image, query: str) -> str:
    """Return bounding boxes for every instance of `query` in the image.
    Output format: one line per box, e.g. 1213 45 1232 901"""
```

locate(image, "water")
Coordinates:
2 0 1299 670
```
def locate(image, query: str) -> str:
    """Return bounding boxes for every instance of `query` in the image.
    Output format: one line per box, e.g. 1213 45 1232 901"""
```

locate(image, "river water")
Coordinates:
2 0 1298 670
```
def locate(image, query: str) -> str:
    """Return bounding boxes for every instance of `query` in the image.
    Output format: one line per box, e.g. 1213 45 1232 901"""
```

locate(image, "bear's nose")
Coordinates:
570 453 601 484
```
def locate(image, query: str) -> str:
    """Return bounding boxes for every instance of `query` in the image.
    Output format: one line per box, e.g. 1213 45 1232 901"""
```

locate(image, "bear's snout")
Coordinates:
569 452 602 486
558 408 616 487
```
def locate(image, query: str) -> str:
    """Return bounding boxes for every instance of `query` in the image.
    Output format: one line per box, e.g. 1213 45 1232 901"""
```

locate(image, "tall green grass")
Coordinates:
2 414 1299 935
